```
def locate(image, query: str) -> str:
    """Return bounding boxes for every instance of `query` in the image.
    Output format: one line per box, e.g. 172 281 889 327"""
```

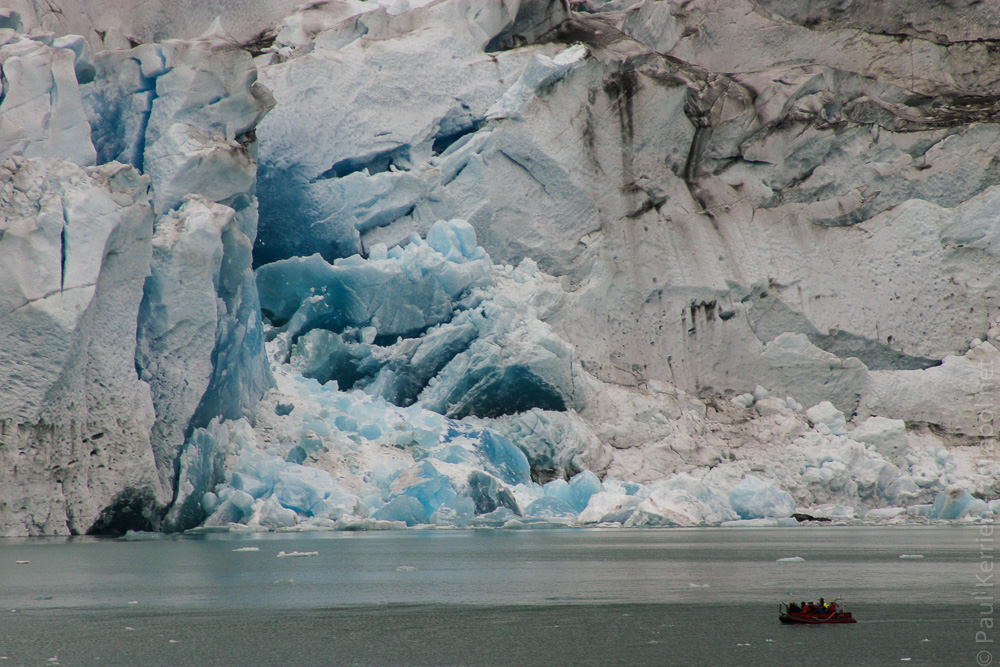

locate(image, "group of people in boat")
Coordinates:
786 597 837 614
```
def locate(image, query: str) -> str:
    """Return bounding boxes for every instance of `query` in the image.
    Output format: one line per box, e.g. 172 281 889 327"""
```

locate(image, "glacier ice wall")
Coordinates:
0 158 158 536
2 0 999 535
0 15 272 535
2 1 303 50
250 0 1000 434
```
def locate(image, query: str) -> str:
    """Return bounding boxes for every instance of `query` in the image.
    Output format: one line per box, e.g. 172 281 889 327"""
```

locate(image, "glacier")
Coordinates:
0 0 998 536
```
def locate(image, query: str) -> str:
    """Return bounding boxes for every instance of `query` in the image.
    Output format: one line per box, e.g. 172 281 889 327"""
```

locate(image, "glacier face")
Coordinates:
0 0 998 536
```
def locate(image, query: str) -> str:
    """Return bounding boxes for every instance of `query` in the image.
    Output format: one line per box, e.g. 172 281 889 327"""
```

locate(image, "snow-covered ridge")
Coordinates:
0 0 997 536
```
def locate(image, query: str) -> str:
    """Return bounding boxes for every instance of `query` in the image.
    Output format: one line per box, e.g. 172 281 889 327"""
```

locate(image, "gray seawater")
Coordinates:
0 526 984 666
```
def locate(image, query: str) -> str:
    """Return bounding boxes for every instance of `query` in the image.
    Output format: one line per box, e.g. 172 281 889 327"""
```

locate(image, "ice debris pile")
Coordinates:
197 382 996 530
181 222 993 532
256 218 585 420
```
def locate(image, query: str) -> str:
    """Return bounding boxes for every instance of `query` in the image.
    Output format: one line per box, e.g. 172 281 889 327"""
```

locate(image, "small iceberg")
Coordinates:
899 554 924 559
232 547 260 552
120 530 168 541
276 550 319 558
776 556 805 562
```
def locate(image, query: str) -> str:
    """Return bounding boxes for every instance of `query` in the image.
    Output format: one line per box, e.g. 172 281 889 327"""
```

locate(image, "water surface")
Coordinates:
0 526 982 665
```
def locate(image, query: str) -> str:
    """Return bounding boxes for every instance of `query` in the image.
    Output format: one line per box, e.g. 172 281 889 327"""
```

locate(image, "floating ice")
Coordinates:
721 518 783 527
119 531 168 541
865 507 905 519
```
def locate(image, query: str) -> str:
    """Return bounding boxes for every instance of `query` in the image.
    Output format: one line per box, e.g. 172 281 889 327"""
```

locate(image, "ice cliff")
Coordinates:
1 0 998 536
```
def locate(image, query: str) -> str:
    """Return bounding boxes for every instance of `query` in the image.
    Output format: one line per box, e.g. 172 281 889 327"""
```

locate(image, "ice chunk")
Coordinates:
119 530 168 541
931 486 986 519
231 473 269 499
543 479 576 508
201 492 220 515
471 409 603 484
864 507 905 519
255 496 298 529
417 305 586 420
578 493 641 524
388 459 458 517
721 518 781 527
850 416 908 462
729 475 795 519
203 496 249 527
273 465 342 515
467 471 521 516
524 497 577 520
569 470 604 512
759 335 868 415
256 219 493 352
625 474 738 527
426 219 482 262
374 496 430 526
434 424 531 486
469 507 519 527
906 504 935 517
805 401 848 436
430 497 476 527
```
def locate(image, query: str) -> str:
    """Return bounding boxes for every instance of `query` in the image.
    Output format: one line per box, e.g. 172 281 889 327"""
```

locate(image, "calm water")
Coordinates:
0 526 984 665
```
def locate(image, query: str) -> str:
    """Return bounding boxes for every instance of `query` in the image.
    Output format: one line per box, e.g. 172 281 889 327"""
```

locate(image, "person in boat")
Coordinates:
818 597 826 610
788 601 801 613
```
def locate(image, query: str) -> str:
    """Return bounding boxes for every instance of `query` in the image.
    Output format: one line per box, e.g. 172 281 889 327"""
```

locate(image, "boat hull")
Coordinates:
779 612 856 624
